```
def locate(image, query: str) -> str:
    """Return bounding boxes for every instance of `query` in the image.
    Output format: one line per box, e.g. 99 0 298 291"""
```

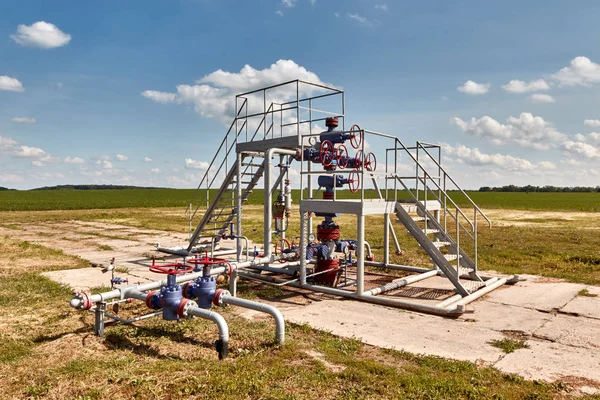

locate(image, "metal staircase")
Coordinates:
385 140 492 296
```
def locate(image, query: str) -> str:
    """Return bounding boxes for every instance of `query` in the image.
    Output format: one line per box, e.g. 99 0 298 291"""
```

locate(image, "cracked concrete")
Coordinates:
3 221 600 391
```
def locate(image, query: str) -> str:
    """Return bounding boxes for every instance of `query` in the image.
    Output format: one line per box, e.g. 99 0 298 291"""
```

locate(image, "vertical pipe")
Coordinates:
356 213 365 295
300 211 307 285
94 302 106 339
383 213 390 264
236 153 243 262
474 211 478 271
264 150 273 259
229 269 238 297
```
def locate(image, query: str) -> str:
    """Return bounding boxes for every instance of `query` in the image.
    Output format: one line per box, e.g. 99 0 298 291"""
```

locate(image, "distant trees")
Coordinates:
32 185 165 191
479 185 600 193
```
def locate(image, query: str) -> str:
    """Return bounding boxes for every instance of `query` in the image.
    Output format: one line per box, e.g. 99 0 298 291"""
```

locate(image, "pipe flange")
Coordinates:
145 291 158 309
78 292 92 310
213 289 231 307
177 298 198 319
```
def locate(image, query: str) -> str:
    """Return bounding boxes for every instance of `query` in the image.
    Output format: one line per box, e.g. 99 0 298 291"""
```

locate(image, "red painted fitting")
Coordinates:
325 117 339 128
181 282 191 299
79 292 92 311
226 262 233 276
323 192 334 200
177 298 192 319
213 289 226 307
145 291 157 309
317 226 340 241
366 255 374 262
315 258 340 284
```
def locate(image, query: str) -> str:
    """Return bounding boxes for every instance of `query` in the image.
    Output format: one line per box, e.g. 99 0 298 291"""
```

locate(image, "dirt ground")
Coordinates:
2 209 600 395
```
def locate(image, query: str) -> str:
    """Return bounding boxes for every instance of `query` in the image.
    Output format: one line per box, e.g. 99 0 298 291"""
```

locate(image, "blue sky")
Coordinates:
1 0 600 189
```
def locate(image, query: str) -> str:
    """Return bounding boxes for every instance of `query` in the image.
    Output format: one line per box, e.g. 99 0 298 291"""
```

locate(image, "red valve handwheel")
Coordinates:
320 140 335 167
349 124 363 149
337 144 349 169
348 172 360 193
354 150 364 170
186 254 228 266
365 152 377 172
149 263 194 275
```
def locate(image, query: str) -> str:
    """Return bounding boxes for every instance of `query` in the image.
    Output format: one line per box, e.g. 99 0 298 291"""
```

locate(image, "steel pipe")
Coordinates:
186 306 230 359
220 294 285 345
363 269 438 296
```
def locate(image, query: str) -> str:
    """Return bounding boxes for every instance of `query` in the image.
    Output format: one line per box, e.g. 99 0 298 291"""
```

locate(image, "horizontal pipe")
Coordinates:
222 295 285 345
363 269 438 296
104 311 163 324
435 277 499 308
363 261 499 281
187 306 229 359
447 277 507 309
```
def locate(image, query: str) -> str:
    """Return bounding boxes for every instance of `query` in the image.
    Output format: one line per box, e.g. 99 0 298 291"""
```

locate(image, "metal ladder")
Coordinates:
187 154 265 250
388 139 492 296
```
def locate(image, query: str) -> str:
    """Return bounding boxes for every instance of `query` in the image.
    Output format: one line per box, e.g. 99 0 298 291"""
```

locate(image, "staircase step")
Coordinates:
460 279 486 293
433 241 451 248
242 163 263 168
443 254 462 261
423 229 439 235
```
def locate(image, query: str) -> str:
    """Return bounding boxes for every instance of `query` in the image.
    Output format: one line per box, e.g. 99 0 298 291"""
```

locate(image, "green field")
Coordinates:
1 188 598 212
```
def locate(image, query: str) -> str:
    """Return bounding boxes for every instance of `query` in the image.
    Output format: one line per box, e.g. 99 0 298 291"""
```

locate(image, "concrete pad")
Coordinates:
534 314 600 349
561 286 600 319
283 299 506 363
495 339 600 382
464 300 551 334
485 279 586 312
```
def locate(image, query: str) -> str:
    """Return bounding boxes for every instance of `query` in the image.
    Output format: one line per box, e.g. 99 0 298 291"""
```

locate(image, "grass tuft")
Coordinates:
489 338 530 354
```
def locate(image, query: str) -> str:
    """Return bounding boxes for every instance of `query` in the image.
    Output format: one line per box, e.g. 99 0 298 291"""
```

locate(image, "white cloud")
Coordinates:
0 136 18 150
562 141 600 159
552 56 600 86
275 10 284 16
0 173 23 183
530 93 555 103
584 119 600 127
143 157 152 162
150 168 160 174
443 144 556 171
452 112 566 149
185 158 209 170
31 160 45 167
115 154 128 161
94 158 113 169
15 145 48 158
11 117 36 124
160 60 325 123
0 76 24 92
334 12 340 18
375 4 388 11
141 90 176 103
281 0 296 7
457 80 490 95
572 132 600 146
31 172 65 180
502 79 550 93
64 156 84 164
10 21 71 49
347 12 372 26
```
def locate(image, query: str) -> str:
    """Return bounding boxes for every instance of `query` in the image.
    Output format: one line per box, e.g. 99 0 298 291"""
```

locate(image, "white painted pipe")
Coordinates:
362 269 438 296
221 294 285 345
185 306 229 359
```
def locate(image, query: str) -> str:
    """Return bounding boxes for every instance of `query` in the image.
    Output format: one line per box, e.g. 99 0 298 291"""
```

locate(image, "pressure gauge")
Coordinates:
308 136 317 146
308 233 315 242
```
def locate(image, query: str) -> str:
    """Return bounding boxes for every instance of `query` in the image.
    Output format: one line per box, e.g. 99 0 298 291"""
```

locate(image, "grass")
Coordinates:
579 289 598 298
0 234 584 399
488 338 530 354
0 188 599 212
98 244 114 251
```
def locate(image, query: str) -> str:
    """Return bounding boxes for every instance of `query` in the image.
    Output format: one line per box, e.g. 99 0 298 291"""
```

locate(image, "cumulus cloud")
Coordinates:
452 112 566 149
115 154 128 161
375 4 388 11
502 79 550 93
143 157 152 162
185 158 210 170
530 94 555 103
457 80 490 95
150 168 160 174
10 21 71 49
0 76 24 92
64 156 84 164
141 90 176 103
281 0 296 7
11 117 36 124
562 141 600 159
0 136 18 150
552 56 600 86
15 145 49 158
442 144 556 171
94 158 113 169
584 119 600 127
145 60 326 124
31 160 45 167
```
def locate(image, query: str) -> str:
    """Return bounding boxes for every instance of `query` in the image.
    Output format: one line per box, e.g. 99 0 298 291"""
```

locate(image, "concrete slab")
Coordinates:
534 314 600 349
485 279 586 312
561 286 600 319
283 299 506 363
495 339 600 382
464 300 551 334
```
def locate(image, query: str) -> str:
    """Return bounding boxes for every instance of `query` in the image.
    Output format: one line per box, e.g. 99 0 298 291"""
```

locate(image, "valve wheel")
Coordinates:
337 144 349 169
275 238 292 263
319 140 335 167
364 152 377 172
149 263 194 274
186 254 228 266
349 124 363 149
348 172 360 193
354 150 364 170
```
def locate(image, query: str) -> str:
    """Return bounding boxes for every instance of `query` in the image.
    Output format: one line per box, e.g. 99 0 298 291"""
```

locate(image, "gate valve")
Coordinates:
144 273 185 320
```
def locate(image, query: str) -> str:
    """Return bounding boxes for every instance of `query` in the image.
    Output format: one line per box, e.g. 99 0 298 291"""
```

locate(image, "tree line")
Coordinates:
479 185 600 193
